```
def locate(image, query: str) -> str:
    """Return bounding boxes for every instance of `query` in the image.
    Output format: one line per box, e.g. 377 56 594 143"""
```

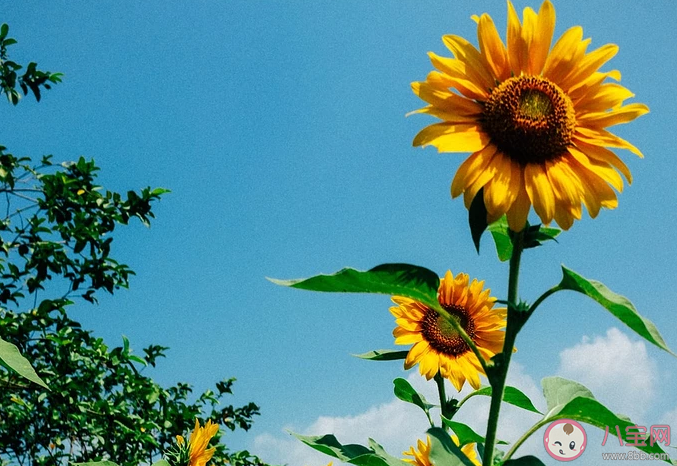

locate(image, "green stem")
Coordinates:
502 419 550 462
528 284 562 315
435 372 449 429
434 304 491 375
483 229 525 466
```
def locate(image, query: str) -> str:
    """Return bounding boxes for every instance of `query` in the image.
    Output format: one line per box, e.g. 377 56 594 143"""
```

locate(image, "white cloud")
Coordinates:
556 327 657 421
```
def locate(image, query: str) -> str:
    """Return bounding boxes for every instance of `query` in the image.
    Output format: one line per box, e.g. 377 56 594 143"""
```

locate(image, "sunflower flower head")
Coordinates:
390 271 507 391
165 419 219 466
403 435 481 466
411 0 648 231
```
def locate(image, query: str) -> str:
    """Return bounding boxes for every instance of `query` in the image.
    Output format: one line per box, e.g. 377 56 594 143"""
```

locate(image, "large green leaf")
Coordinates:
464 386 541 414
468 188 489 254
393 378 435 413
427 427 477 466
354 350 409 361
441 419 508 447
151 460 170 466
0 337 48 389
269 263 440 310
292 433 409 466
558 266 675 356
540 377 671 462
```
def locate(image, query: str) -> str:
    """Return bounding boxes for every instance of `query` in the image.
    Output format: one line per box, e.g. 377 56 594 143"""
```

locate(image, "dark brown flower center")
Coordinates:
421 304 475 357
482 76 576 165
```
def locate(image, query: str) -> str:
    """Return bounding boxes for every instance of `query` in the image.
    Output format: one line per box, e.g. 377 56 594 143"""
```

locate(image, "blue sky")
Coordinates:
4 1 677 465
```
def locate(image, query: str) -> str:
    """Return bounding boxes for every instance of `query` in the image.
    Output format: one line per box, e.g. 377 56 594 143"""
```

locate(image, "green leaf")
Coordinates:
72 462 120 466
353 350 409 361
558 266 675 356
269 263 440 311
0 337 49 389
465 386 541 414
441 419 508 446
503 456 547 465
541 377 671 461
151 460 170 466
427 427 477 466
393 378 435 413
487 217 512 262
468 188 489 254
292 432 409 466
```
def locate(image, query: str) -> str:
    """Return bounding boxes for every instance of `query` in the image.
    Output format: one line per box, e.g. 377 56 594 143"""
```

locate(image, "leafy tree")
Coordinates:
0 24 270 466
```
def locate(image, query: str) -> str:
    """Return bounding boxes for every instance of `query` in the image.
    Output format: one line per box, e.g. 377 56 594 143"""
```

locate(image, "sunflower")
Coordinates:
166 419 219 466
403 435 481 466
390 271 506 391
411 0 648 231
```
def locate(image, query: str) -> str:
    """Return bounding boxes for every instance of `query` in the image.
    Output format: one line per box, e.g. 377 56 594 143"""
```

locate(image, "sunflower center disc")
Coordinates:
482 75 576 165
421 305 475 357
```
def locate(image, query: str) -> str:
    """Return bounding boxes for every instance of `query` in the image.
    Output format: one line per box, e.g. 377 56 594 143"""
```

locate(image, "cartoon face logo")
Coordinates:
544 419 587 461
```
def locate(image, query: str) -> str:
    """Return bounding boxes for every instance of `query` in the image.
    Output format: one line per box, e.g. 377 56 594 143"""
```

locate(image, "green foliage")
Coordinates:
0 305 266 466
270 263 440 311
427 427 476 466
487 217 560 262
462 386 541 414
557 266 674 356
441 419 508 447
0 23 63 105
292 433 409 466
353 349 409 361
0 336 47 388
393 378 435 421
502 456 546 465
537 377 671 462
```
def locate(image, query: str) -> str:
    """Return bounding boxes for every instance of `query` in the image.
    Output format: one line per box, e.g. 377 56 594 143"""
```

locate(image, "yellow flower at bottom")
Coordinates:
410 0 648 231
403 435 481 466
390 271 507 391
175 419 219 466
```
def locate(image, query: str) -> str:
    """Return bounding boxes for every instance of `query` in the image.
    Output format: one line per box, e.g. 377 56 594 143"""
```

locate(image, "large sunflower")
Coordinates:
404 435 481 466
411 0 648 231
390 271 506 391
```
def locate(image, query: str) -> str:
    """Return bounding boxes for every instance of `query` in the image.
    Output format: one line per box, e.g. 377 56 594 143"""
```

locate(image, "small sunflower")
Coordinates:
166 419 219 466
390 271 506 391
403 435 481 466
411 0 648 231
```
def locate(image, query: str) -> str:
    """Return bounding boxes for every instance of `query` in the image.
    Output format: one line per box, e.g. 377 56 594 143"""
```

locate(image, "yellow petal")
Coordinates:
559 44 619 91
577 103 649 128
505 174 530 232
428 52 491 100
442 34 495 91
483 153 519 216
506 0 526 74
542 26 584 84
567 146 624 192
410 79 484 116
526 0 556 75
451 144 497 198
405 340 430 369
524 163 556 224
575 126 644 158
413 122 489 153
573 138 633 183
476 13 510 81
574 83 635 114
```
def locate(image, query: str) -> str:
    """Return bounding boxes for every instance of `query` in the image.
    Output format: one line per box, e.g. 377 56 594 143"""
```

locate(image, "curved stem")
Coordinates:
528 284 562 315
483 229 525 466
503 419 550 462
434 304 490 375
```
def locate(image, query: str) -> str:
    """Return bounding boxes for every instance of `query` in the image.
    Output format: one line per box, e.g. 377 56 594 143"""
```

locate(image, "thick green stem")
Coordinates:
435 372 449 429
482 229 524 466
